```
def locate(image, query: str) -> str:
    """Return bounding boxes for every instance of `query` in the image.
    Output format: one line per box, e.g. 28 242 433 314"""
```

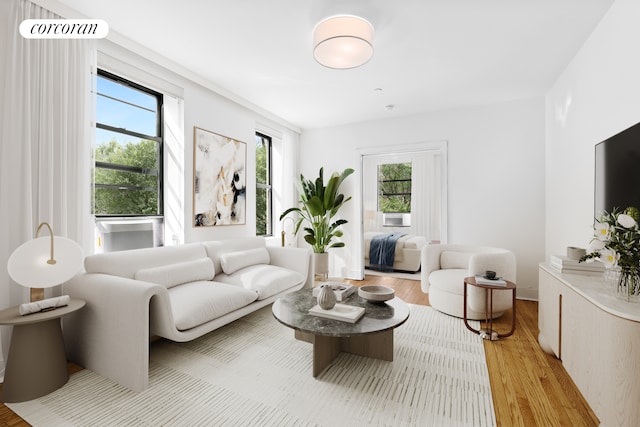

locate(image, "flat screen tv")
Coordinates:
594 121 640 218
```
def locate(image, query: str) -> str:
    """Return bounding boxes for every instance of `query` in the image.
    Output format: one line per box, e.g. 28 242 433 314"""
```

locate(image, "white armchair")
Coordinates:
421 244 516 320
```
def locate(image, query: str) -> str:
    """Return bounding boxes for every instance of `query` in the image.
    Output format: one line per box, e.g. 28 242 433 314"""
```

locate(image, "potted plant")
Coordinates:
280 167 354 279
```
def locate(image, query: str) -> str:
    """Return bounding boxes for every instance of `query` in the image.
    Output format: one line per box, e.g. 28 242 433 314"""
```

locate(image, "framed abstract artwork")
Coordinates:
193 127 247 226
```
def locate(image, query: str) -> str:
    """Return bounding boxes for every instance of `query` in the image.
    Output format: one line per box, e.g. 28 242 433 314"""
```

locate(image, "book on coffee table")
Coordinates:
312 282 356 301
309 304 365 323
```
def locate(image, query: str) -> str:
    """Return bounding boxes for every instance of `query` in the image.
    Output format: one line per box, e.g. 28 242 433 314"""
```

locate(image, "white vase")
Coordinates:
317 284 337 310
313 252 329 283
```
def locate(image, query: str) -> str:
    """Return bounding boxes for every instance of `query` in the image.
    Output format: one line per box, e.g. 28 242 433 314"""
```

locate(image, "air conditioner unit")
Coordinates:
382 213 411 227
96 217 164 252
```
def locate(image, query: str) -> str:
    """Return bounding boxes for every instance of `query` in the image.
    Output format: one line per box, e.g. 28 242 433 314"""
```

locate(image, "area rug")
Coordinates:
8 304 495 426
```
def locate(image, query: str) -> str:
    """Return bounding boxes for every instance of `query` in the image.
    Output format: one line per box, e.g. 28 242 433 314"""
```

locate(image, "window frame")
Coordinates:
255 132 273 236
94 69 164 217
377 162 413 214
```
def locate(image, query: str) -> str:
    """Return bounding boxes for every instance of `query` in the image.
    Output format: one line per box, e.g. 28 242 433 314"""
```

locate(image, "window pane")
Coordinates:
378 162 412 213
95 187 158 215
97 75 158 137
95 132 159 170
94 70 163 219
255 135 267 185
256 187 269 235
95 168 157 189
255 132 271 236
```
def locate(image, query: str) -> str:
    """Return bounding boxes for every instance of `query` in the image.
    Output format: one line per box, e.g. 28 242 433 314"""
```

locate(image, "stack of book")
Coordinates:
550 255 604 275
312 282 356 301
474 274 507 286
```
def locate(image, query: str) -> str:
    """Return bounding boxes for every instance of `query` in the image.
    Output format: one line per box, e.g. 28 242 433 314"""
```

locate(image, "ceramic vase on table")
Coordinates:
317 284 337 310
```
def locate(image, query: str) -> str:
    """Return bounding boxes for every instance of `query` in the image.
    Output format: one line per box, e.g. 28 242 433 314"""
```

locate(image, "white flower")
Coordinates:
594 222 610 241
599 248 619 269
618 213 637 229
583 240 606 262
588 239 606 253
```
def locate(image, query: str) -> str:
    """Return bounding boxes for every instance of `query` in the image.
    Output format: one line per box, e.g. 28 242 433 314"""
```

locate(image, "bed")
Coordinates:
364 231 427 272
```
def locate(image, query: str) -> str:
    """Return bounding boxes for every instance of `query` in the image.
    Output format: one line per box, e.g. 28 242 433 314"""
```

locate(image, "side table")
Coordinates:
463 276 516 341
0 298 85 403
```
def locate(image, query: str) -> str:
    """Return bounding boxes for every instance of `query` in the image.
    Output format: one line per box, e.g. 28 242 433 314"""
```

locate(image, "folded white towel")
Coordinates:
19 295 71 316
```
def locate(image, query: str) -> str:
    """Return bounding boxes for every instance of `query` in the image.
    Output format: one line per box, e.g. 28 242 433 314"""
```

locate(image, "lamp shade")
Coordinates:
7 236 84 288
313 15 374 69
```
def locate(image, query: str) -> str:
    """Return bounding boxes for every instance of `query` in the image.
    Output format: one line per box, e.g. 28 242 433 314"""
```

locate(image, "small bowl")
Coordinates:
358 285 395 302
485 270 497 280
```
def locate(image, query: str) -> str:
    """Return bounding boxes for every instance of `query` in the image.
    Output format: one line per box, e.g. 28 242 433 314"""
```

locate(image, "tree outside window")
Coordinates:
378 162 412 213
255 132 272 236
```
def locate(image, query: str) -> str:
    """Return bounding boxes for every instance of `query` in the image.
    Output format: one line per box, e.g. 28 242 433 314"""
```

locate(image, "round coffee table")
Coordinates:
272 288 410 377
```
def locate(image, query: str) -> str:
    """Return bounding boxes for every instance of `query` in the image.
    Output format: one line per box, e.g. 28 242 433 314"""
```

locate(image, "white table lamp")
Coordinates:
7 222 84 302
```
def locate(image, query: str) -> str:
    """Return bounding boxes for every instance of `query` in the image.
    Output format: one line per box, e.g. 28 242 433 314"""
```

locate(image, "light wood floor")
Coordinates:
0 275 599 426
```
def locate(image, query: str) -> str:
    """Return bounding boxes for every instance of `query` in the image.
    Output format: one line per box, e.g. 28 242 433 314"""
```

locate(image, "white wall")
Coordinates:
546 0 640 260
301 97 545 299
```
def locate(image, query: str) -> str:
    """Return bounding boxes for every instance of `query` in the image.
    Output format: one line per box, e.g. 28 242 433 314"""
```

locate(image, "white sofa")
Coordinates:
62 237 311 392
421 244 516 320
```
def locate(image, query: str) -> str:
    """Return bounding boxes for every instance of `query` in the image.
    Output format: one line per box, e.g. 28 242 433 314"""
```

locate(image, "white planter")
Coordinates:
313 252 329 283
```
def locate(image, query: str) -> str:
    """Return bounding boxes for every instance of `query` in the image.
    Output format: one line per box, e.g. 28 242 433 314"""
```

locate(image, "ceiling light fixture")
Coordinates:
313 15 374 69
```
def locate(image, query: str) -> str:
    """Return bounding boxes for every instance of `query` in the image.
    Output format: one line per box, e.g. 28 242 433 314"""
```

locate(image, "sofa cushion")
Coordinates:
134 258 214 289
168 281 258 331
215 264 304 300
440 251 472 269
219 247 270 275
203 237 267 276
84 242 207 279
428 269 467 295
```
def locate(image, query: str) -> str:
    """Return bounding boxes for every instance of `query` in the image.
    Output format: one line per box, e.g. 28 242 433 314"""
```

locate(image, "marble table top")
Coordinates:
272 288 410 337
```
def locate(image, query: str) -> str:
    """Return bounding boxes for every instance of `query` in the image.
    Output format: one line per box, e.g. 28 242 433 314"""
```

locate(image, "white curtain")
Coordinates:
280 127 299 215
163 94 185 246
411 151 441 241
0 0 95 378
272 127 299 246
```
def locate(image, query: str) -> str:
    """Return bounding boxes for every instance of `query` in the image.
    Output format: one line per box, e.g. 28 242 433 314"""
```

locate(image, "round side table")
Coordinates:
0 298 85 403
463 276 516 341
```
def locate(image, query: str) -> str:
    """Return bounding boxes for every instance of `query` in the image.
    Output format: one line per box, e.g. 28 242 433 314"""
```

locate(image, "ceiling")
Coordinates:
55 0 615 130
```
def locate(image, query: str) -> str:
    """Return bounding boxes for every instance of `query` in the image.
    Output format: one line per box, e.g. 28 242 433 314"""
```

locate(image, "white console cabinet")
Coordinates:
538 263 640 427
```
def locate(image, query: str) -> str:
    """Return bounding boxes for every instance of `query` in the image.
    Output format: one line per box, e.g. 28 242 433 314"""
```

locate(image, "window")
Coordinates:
94 69 163 216
378 162 412 213
255 132 272 236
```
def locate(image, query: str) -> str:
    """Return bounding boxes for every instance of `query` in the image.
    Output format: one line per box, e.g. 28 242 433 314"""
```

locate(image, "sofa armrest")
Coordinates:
63 273 168 392
421 244 451 292
267 246 312 287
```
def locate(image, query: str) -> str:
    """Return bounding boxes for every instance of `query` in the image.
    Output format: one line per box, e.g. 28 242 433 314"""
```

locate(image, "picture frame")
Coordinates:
193 127 247 226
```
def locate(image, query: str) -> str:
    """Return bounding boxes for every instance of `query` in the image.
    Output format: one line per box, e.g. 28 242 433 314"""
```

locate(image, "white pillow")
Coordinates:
440 251 472 269
219 247 270 275
135 258 214 289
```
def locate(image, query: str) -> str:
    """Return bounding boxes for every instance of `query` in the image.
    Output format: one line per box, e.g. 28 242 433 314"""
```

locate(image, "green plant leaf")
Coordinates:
279 207 301 220
306 196 324 216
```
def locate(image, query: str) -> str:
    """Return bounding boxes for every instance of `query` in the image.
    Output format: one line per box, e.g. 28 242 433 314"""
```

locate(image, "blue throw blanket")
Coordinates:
369 233 407 271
